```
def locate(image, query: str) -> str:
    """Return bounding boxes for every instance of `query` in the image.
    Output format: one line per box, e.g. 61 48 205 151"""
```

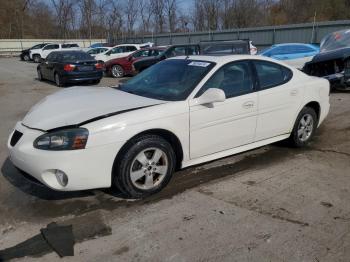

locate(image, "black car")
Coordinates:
132 44 200 73
20 43 51 61
132 40 251 73
37 51 103 87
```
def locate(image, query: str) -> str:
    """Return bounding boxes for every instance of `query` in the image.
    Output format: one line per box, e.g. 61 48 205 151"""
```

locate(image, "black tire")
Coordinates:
54 73 64 87
37 68 43 81
91 79 100 85
111 65 124 78
289 107 318 147
113 135 176 199
23 54 30 61
33 55 41 63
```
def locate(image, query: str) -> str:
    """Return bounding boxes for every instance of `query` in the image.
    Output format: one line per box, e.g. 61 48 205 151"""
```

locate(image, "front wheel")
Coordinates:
33 55 41 63
289 107 318 147
113 135 176 199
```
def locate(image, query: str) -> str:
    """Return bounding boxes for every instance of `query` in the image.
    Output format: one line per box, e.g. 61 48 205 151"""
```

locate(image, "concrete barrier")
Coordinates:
0 39 106 55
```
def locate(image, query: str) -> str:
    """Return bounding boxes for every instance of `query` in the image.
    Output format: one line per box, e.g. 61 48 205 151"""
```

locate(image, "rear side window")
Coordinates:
125 46 137 52
254 61 293 90
61 52 93 61
46 53 57 61
133 50 150 58
62 44 79 48
44 44 59 50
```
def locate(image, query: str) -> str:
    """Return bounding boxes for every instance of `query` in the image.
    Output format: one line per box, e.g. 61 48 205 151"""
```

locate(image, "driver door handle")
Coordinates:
243 101 255 109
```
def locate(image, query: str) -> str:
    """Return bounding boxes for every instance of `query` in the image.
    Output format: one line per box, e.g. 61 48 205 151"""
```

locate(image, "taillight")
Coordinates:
63 64 75 71
95 63 103 69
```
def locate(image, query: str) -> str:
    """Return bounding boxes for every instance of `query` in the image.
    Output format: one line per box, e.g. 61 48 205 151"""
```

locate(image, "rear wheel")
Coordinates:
289 107 317 147
113 135 176 199
111 65 124 78
33 55 41 63
54 73 64 87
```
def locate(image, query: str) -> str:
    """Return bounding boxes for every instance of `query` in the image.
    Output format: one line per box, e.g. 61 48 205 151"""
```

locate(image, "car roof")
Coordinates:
170 55 295 68
50 50 86 55
272 43 316 47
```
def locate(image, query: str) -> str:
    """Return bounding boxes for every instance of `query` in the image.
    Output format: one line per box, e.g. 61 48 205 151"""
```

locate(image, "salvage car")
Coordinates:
260 43 319 69
8 55 330 198
105 47 166 78
37 50 103 87
303 29 350 91
20 43 51 61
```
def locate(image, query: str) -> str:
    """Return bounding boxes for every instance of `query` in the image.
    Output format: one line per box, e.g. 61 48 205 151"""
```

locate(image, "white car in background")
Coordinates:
30 43 80 63
86 47 111 57
94 43 153 62
8 55 329 198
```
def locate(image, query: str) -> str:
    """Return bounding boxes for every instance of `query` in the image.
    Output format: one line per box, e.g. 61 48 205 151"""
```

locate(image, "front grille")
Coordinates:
10 130 23 147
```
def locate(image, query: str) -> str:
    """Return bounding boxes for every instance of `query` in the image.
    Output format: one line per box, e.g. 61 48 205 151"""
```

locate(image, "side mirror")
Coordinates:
195 88 226 106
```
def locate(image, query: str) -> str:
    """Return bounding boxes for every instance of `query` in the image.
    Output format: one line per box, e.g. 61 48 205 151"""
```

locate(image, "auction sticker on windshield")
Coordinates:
188 61 211 67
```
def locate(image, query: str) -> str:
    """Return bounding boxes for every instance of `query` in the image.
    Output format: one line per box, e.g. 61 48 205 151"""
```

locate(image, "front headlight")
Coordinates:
34 128 89 151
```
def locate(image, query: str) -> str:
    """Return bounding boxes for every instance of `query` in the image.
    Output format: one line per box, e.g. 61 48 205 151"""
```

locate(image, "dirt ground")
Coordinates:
0 57 350 262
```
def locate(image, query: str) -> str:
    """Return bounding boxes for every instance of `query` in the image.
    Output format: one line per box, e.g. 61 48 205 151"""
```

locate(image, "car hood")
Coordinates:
22 86 164 131
309 47 350 64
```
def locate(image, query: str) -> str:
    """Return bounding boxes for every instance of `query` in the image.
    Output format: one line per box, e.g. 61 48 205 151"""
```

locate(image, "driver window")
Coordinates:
196 61 254 98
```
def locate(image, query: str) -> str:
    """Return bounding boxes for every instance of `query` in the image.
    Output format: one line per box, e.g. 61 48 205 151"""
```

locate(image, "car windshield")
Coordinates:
320 29 350 52
119 59 215 101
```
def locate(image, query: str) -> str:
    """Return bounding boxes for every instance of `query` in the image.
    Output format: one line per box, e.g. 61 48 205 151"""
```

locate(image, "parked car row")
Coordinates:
22 30 350 91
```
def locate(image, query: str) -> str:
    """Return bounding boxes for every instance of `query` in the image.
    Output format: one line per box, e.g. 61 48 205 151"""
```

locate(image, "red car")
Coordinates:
105 47 165 78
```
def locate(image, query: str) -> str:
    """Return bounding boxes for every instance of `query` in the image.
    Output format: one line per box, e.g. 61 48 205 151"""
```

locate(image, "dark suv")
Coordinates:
132 44 200 73
132 40 251 73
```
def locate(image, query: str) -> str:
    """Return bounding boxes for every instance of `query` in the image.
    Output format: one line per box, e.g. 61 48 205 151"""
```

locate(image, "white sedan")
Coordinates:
8 55 330 198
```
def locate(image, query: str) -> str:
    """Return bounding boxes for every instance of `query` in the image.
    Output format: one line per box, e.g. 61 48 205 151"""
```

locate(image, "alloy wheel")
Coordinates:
129 147 169 190
297 113 314 142
112 65 124 78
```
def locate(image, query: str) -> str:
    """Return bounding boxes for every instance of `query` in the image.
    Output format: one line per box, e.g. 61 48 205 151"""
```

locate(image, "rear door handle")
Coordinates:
243 101 255 109
290 89 298 96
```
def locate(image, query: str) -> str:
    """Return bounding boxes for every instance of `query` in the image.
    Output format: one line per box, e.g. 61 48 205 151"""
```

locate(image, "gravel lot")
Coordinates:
0 57 350 261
